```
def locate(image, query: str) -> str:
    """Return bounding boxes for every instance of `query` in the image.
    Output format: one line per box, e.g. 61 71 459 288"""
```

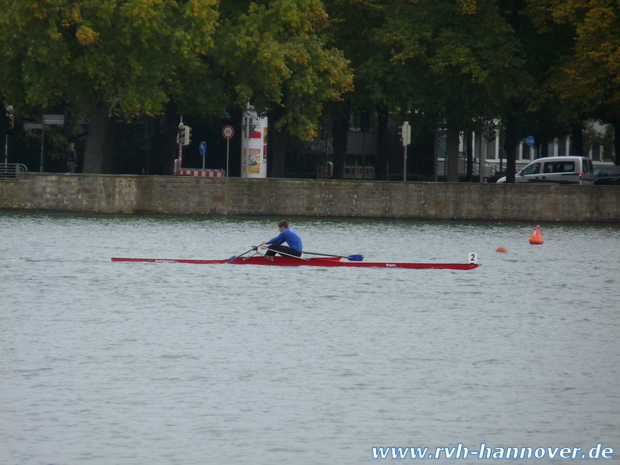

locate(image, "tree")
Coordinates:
529 0 620 163
0 0 221 173
0 0 352 175
323 0 387 178
373 0 528 181
214 0 353 176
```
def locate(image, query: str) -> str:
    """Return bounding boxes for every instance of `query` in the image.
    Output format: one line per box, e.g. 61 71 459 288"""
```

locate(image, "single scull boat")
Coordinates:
111 255 479 270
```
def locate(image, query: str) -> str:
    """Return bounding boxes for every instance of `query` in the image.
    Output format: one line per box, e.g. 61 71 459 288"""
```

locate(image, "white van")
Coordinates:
496 156 595 185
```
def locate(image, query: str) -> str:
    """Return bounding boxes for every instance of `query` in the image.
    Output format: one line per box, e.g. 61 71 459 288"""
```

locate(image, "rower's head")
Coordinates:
278 220 289 230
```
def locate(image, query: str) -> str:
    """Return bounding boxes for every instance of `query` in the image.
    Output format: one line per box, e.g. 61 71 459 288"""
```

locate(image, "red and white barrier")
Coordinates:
176 169 225 178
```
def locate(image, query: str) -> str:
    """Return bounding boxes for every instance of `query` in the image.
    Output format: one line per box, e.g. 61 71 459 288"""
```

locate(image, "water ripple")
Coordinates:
1 213 619 465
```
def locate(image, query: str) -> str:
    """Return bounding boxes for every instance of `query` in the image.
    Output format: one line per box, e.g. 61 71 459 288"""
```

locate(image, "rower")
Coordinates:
262 220 303 257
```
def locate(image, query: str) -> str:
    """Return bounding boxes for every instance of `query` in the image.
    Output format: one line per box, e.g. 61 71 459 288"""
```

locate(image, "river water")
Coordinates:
1 213 619 464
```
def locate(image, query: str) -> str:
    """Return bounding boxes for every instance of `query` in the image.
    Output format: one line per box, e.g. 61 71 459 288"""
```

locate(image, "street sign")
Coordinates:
222 125 234 139
43 114 65 126
400 121 411 146
199 141 207 169
526 136 535 146
222 126 234 177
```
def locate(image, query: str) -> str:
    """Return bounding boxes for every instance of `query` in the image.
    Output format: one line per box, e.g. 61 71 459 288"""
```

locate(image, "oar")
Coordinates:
227 245 259 263
303 251 364 261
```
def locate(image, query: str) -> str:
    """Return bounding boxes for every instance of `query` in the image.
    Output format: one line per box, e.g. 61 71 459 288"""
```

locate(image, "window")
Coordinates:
544 162 574 173
522 163 541 175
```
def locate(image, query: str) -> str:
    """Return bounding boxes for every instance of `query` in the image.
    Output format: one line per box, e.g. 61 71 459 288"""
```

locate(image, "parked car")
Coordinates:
593 166 620 185
496 156 595 185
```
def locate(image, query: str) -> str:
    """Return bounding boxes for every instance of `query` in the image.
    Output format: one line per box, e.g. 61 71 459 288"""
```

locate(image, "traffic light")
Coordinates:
399 121 411 146
176 124 185 144
6 106 14 129
183 125 192 146
488 123 497 142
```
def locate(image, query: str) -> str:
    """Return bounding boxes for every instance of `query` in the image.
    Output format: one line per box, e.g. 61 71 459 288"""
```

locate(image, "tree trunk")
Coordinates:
614 120 620 165
0 105 6 163
83 103 116 174
162 104 180 175
446 124 460 182
504 112 519 183
465 130 473 182
267 106 287 178
269 126 287 178
571 120 584 156
376 105 389 180
331 101 350 179
539 116 551 158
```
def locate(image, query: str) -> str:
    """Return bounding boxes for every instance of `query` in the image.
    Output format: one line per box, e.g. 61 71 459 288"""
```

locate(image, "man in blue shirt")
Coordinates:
262 220 303 257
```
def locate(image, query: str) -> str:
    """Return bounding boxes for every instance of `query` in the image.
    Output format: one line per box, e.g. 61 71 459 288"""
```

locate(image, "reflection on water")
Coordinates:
1 213 619 465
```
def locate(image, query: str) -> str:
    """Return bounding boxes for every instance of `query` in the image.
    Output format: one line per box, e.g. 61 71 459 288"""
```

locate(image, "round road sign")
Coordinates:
222 125 234 139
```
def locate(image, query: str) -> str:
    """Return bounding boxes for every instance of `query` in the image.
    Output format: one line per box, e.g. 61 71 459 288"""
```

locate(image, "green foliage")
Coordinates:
1 0 352 148
530 0 620 111
372 0 530 124
0 0 220 118
2 0 619 174
215 0 353 140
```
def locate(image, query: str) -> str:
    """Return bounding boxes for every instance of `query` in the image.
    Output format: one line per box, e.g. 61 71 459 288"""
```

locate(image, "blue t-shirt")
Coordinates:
266 228 302 252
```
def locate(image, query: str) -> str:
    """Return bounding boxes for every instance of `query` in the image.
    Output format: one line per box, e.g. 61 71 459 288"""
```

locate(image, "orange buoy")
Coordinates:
496 247 507 253
529 225 544 245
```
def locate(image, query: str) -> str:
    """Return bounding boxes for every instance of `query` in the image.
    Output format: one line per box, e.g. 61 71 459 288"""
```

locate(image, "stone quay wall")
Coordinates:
1 173 619 222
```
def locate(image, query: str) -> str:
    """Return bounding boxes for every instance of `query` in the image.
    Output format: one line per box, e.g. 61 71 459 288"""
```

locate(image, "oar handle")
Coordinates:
261 247 309 260
228 245 260 263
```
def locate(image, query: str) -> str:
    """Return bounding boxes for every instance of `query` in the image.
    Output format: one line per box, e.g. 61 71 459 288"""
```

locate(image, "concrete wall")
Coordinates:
1 172 619 222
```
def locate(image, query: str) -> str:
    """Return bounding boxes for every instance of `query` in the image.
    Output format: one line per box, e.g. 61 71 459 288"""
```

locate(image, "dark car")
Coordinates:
594 166 620 185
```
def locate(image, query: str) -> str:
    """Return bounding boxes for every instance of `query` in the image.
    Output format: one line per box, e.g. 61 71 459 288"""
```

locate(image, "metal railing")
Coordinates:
0 163 28 180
